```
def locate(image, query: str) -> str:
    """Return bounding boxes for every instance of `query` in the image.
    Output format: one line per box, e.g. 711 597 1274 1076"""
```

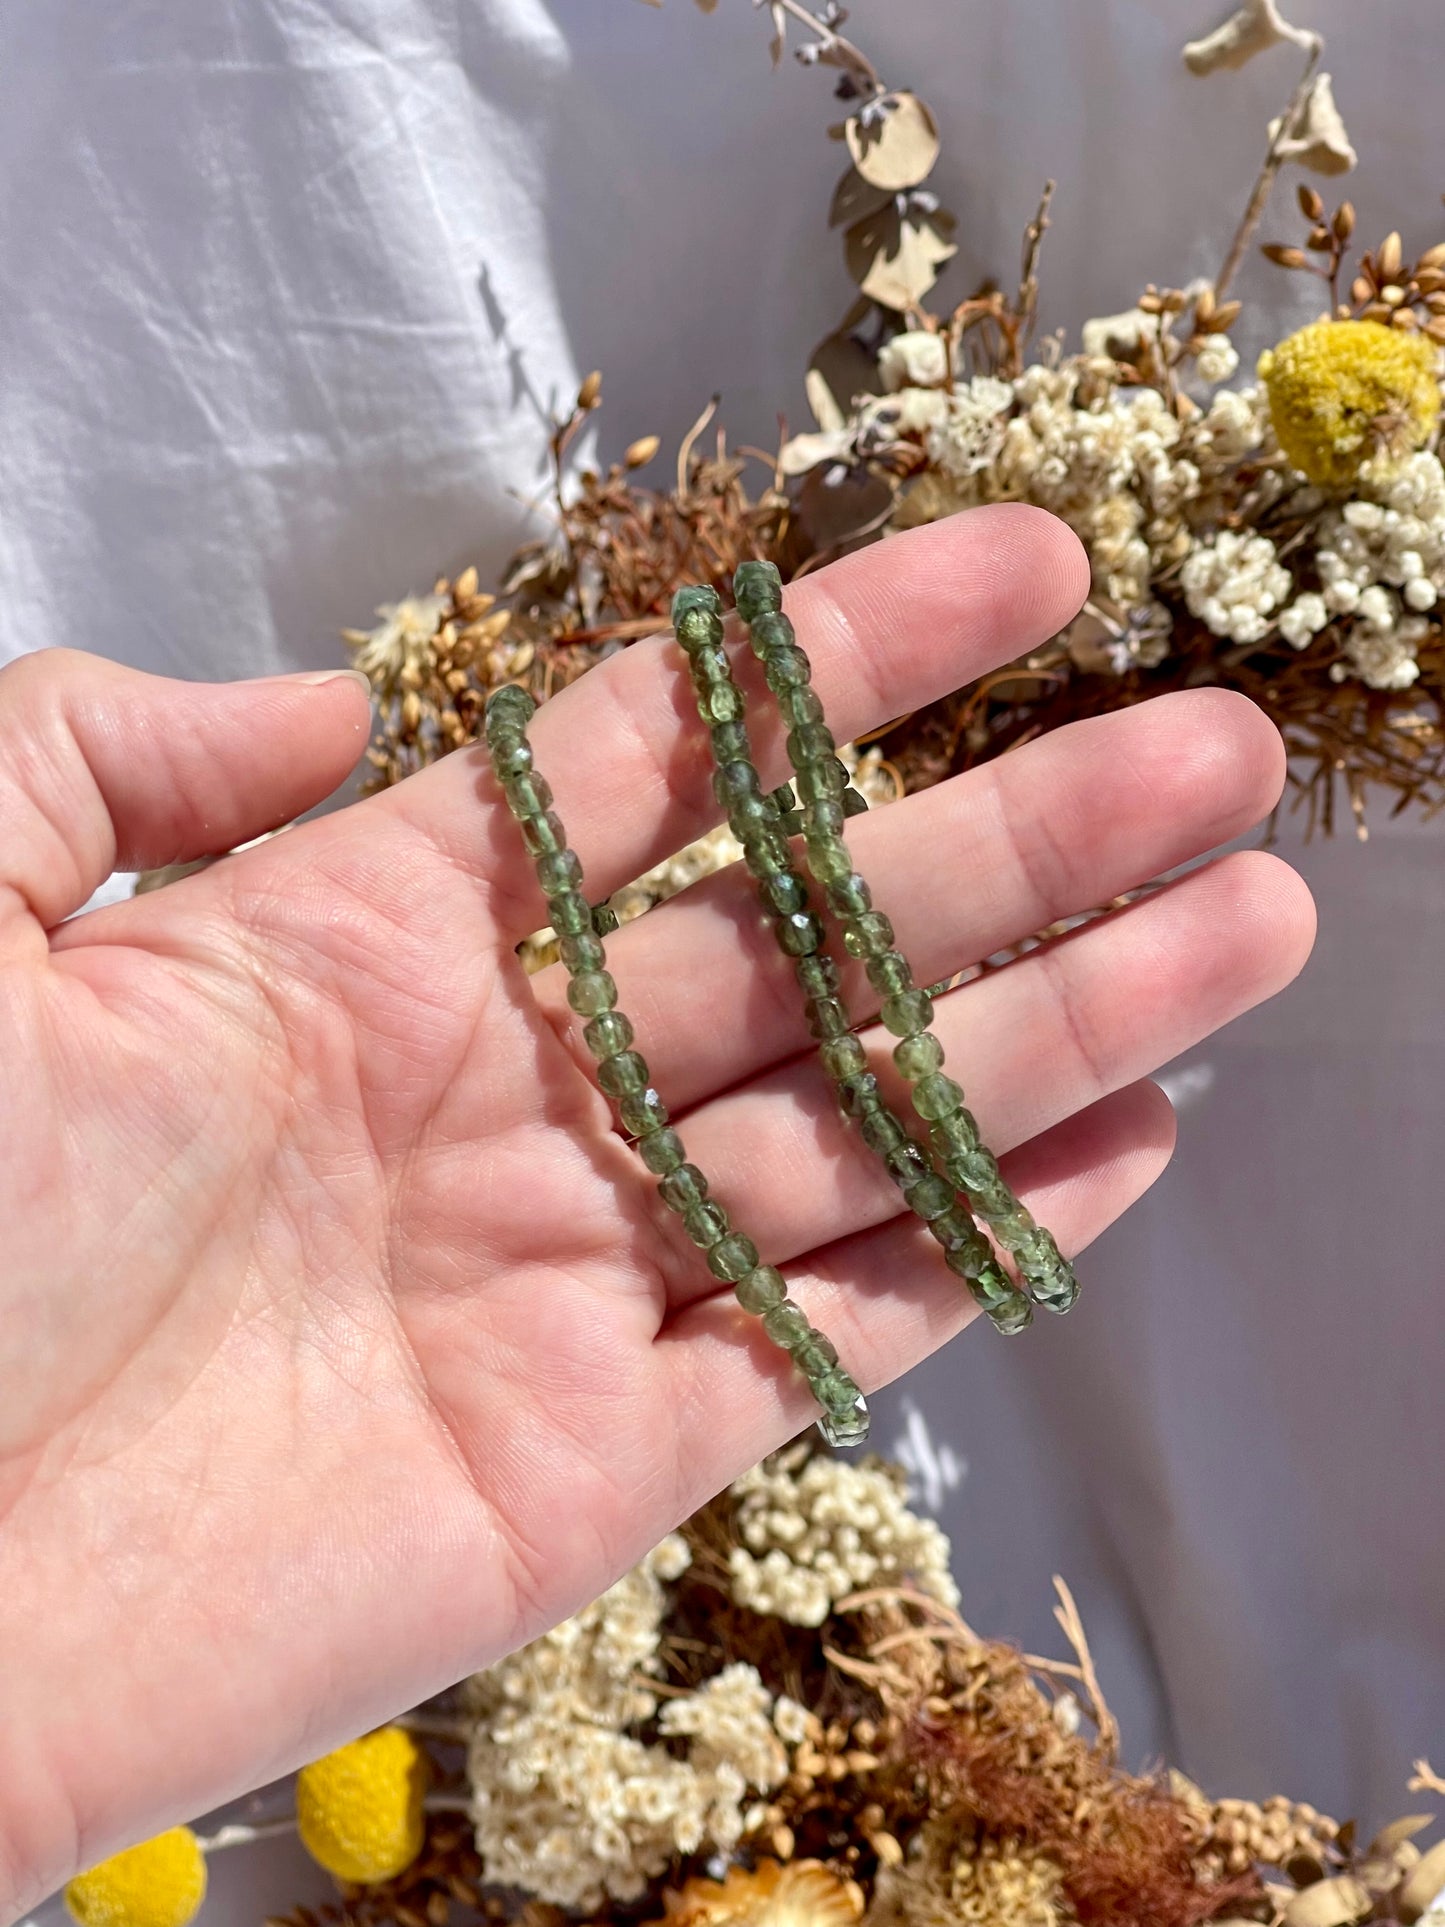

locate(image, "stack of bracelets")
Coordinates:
483 560 1078 1449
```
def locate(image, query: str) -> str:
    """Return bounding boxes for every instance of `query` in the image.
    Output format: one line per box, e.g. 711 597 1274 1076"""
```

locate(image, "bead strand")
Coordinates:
671 586 1029 1336
484 682 869 1448
732 560 1079 1318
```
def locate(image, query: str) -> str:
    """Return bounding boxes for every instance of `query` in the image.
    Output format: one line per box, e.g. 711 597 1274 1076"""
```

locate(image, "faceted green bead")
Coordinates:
761 1300 810 1348
860 1108 909 1157
881 988 934 1037
787 723 835 766
842 786 870 819
819 1033 868 1081
582 1010 634 1059
521 808 568 857
549 892 593 937
843 911 894 959
913 1072 965 1121
763 645 811 690
491 737 533 779
684 1200 730 1248
506 771 555 820
713 760 761 809
735 1264 787 1314
796 954 841 999
904 1172 955 1222
639 1128 687 1176
980 1276 1034 1335
710 720 751 765
690 643 731 685
1028 1254 1079 1315
928 1111 981 1159
1005 1215 1044 1254
815 1373 870 1448
591 901 619 936
618 1087 669 1137
808 797 847 836
778 911 824 957
867 950 913 997
825 873 872 918
929 1204 977 1252
837 1070 880 1118
796 759 847 803
658 1163 709 1213
536 847 582 896
761 871 810 917
673 594 724 653
486 683 534 727
707 1232 760 1283
894 1033 944 1080
885 1140 931 1190
970 1177 1016 1223
744 831 790 878
794 1331 840 1379
778 692 824 736
598 1049 649 1097
734 561 783 624
767 783 797 816
807 997 851 1042
559 929 607 973
943 1232 994 1280
728 791 774 836
673 582 722 622
950 1144 1000 1192
567 968 618 1015
702 680 746 725
748 611 794 657
804 833 853 885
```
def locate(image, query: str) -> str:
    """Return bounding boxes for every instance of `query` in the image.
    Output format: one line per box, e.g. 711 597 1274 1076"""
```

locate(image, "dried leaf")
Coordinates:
845 204 956 312
1399 1839 1445 1922
1270 73 1357 176
829 165 893 230
844 91 941 192
805 314 881 431
795 461 895 555
778 427 856 477
1183 0 1317 73
1368 1817 1433 1860
1282 1876 1372 1927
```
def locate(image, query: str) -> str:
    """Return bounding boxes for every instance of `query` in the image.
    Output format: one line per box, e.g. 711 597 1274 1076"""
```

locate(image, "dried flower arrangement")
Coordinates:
62 1447 1445 1927
342 0 1445 885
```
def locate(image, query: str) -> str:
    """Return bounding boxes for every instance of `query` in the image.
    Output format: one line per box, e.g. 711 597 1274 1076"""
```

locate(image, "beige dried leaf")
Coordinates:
624 434 661 469
1282 1877 1372 1927
844 92 941 193
845 204 956 311
1270 73 1357 176
1183 0 1316 74
1368 1816 1434 1859
1398 1839 1445 1922
777 428 855 478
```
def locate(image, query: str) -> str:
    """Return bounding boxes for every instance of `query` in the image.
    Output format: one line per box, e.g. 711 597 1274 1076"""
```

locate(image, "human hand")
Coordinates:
0 508 1313 1918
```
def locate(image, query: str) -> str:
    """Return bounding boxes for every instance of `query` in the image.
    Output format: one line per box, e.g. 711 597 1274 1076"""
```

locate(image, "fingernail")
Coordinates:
281 669 373 692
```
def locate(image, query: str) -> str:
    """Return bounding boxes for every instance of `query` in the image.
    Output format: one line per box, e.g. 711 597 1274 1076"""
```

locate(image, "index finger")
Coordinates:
380 505 1090 919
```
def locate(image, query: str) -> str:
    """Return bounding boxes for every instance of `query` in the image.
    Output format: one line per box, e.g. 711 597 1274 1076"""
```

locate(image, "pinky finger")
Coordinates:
656 1079 1177 1502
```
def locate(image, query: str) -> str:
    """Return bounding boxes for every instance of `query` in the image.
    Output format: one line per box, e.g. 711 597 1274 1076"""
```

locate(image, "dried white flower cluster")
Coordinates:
1181 529 1292 645
729 1449 960 1628
465 1535 793 1909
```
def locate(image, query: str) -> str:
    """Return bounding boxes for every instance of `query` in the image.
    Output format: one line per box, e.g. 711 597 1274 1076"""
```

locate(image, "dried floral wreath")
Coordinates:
103 5 1445 1927
62 1448 1445 1927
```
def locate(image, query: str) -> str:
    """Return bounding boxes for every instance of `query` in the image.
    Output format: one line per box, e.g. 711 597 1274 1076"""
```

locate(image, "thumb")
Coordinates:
0 649 373 931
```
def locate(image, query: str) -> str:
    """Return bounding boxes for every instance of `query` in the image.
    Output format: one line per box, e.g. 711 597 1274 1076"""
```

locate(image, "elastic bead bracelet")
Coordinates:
483 683 870 1449
671 584 1031 1336
730 560 1080 1319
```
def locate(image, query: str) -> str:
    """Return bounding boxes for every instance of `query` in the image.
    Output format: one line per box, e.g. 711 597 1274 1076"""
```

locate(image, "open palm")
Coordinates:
0 509 1314 1920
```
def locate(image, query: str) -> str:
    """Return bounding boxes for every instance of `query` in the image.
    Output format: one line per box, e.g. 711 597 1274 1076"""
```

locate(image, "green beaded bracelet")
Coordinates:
671 584 1031 1337
484 683 869 1449
730 559 1079 1318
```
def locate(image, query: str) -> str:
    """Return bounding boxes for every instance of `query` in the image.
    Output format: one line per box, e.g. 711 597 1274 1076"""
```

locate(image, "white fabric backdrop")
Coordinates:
4 2 1443 1908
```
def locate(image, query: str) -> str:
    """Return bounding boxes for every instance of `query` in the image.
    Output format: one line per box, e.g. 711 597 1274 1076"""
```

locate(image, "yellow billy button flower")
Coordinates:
295 1725 428 1884
64 1828 207 1927
1259 317 1441 487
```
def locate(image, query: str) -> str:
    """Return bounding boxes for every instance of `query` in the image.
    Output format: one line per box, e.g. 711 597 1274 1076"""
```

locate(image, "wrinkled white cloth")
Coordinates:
3 0 1443 1846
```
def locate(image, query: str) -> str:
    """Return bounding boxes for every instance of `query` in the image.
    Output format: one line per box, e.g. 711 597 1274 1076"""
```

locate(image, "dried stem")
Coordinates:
769 0 883 92
1017 179 1056 354
1052 1577 1120 1762
1216 40 1321 299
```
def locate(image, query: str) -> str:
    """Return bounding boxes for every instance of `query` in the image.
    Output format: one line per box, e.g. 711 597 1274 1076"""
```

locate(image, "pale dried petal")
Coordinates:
1183 0 1316 74
1269 72 1358 176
